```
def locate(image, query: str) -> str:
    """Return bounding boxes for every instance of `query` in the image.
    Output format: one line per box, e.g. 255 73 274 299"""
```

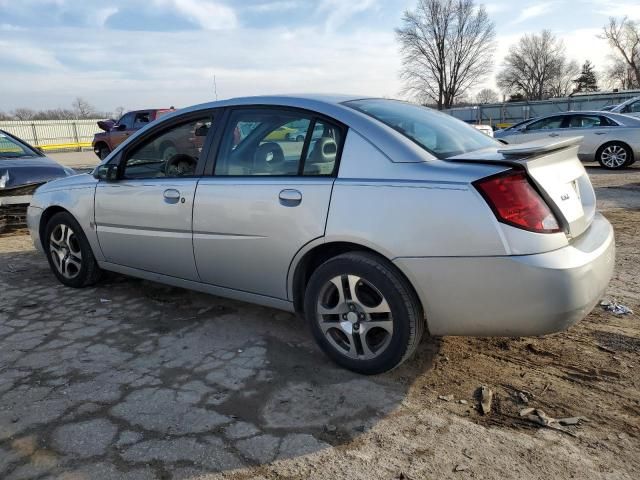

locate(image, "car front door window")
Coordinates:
526 116 564 131
116 113 134 130
123 117 212 179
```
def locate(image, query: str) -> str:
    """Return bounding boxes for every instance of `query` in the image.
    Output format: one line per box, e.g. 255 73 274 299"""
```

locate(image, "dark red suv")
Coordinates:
92 109 173 159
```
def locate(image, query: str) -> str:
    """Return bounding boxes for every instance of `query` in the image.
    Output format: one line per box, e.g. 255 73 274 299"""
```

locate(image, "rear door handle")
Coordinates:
595 132 607 135
279 189 302 207
548 133 560 137
163 188 181 203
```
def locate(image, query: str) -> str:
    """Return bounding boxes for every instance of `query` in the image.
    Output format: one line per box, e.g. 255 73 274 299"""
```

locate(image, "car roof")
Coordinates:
526 110 640 124
108 94 439 165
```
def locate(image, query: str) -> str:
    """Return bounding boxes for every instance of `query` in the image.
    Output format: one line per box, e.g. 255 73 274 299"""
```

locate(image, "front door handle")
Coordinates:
279 189 302 207
163 188 181 203
549 133 560 137
594 132 607 135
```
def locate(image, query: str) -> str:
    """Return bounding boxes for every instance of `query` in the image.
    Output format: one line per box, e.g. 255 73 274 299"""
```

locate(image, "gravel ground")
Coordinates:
0 165 638 479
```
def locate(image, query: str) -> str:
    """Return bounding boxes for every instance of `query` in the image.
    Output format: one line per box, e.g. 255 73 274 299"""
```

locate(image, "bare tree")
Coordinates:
601 17 640 89
497 31 576 100
605 57 638 89
396 0 496 110
0 111 14 121
476 88 498 104
112 106 126 120
548 59 580 97
12 108 36 121
72 97 96 119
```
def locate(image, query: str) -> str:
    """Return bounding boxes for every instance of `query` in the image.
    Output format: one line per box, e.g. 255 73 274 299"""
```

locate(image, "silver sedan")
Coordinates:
494 111 640 169
27 96 614 374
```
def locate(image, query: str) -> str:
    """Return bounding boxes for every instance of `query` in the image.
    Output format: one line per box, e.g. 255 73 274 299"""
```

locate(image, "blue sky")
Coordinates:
1 0 639 112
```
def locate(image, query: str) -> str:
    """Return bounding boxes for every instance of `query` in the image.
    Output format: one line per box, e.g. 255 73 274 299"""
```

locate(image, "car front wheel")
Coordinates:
44 212 102 288
304 252 425 374
98 145 111 160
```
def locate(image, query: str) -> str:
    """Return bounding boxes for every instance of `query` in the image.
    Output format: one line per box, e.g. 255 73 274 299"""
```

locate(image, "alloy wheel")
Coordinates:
49 224 82 279
601 145 627 168
316 275 394 360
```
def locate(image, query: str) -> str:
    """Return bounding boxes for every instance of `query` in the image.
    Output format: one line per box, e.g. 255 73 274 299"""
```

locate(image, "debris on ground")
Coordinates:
519 408 587 435
100 298 112 303
454 464 469 472
600 299 633 315
479 386 493 415
438 394 454 402
517 392 529 404
458 399 468 405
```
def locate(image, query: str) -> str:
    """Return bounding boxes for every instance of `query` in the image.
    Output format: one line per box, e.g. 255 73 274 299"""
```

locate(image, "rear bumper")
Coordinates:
395 213 615 336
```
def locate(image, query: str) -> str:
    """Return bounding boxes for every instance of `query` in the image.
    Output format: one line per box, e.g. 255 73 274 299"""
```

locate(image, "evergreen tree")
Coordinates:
573 61 599 92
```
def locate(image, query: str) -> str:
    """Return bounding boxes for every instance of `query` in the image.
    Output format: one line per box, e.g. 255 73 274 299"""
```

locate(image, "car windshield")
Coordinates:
0 132 38 158
344 99 498 159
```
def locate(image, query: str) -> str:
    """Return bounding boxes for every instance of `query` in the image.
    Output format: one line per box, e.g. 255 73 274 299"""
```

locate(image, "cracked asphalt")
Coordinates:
0 165 639 480
1 246 423 479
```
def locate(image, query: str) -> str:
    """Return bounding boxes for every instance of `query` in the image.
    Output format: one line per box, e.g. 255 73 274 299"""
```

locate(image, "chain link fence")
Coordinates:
443 90 640 128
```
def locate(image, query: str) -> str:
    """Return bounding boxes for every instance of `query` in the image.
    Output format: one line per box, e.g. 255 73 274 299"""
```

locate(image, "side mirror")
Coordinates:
116 124 127 131
94 163 119 181
194 125 209 137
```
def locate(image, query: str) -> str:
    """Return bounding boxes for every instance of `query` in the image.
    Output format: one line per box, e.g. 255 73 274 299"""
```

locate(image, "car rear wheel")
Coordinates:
597 142 632 169
304 252 425 374
44 212 102 288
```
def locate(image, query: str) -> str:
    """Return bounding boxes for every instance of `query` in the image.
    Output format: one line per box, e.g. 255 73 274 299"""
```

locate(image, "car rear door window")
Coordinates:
568 115 616 128
122 117 212 179
302 120 342 176
215 110 311 176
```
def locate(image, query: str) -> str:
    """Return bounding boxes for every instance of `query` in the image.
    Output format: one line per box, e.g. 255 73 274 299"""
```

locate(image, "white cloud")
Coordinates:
244 1 298 13
317 0 378 33
92 7 118 28
512 2 553 24
152 0 237 30
0 25 401 111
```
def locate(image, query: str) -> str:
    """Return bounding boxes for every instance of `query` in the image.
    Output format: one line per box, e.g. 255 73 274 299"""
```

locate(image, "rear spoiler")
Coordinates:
497 136 583 158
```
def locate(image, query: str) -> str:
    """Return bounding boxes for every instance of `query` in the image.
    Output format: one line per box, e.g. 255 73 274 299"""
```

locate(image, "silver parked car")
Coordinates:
609 95 640 118
494 111 640 169
27 96 615 374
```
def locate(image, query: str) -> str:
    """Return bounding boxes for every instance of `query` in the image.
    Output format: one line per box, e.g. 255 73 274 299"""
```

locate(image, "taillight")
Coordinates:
474 170 561 233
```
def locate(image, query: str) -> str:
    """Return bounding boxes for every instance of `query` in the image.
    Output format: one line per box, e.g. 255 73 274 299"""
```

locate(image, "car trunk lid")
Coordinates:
449 137 595 240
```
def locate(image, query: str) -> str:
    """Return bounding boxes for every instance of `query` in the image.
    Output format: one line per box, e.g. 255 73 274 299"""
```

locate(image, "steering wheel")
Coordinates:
164 154 197 177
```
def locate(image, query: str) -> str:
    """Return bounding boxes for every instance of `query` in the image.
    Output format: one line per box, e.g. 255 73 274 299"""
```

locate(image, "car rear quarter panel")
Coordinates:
326 130 509 258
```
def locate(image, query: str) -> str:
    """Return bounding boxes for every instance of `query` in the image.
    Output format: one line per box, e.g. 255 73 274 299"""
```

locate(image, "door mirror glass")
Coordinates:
94 163 118 181
116 124 127 131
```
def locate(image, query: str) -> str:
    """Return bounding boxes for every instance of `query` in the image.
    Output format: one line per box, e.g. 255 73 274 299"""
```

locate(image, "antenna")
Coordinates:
213 74 218 101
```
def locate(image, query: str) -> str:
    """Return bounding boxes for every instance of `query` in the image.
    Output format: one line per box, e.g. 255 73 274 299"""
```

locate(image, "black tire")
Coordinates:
44 212 102 288
596 142 633 170
98 145 111 160
304 252 425 375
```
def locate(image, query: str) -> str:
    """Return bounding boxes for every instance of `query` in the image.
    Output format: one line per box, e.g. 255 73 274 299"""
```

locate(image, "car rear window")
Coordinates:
344 99 498 159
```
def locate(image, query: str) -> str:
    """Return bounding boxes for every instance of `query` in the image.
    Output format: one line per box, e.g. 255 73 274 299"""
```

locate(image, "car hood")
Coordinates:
0 156 73 190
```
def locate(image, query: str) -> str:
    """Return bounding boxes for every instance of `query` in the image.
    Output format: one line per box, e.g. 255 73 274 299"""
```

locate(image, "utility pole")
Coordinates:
213 75 218 101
